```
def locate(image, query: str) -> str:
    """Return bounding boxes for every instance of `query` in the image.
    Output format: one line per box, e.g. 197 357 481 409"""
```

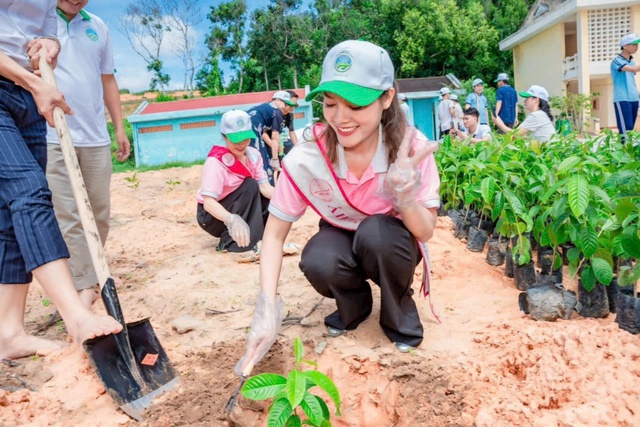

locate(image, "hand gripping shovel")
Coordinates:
38 48 178 420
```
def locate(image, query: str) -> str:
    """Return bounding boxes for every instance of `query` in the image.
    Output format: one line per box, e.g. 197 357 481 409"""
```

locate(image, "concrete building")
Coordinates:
499 0 640 130
127 88 312 168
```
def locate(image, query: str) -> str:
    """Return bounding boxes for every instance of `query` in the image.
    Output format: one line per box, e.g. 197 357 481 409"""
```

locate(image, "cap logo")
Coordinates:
85 28 98 41
334 52 352 73
236 119 244 128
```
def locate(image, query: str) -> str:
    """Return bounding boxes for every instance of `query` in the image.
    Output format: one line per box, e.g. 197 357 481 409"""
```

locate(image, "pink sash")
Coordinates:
208 145 251 178
282 124 440 323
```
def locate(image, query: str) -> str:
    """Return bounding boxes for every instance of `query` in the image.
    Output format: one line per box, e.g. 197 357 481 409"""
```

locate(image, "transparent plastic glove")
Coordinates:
234 291 284 375
224 214 250 248
384 128 437 210
269 158 281 171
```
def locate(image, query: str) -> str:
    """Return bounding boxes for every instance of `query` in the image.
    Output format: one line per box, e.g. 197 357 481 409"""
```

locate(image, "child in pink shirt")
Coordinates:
235 40 441 376
196 110 273 253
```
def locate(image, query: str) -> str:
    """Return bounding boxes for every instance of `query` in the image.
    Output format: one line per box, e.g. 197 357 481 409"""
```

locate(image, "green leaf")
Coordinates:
556 155 581 174
315 395 330 420
302 371 341 416
294 337 304 364
268 398 293 427
568 175 590 217
593 248 613 267
578 226 598 258
504 188 526 217
567 247 580 265
242 374 287 401
590 257 613 285
618 264 640 287
286 415 302 427
539 177 568 203
621 226 640 258
300 392 325 426
581 265 596 293
481 177 496 205
286 370 307 409
615 200 636 223
300 359 318 367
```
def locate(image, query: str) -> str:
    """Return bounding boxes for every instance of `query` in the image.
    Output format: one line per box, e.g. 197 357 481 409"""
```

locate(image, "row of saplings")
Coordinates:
433 131 640 333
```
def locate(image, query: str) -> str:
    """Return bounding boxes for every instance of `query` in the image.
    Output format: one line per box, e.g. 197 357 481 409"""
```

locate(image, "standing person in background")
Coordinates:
281 90 299 156
494 73 518 133
451 94 465 132
438 88 455 138
248 90 295 184
398 94 414 127
492 85 556 143
46 0 130 310
465 79 490 126
611 33 640 143
0 0 122 361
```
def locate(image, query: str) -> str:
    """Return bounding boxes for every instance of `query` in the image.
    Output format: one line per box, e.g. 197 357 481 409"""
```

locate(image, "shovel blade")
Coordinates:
84 318 179 420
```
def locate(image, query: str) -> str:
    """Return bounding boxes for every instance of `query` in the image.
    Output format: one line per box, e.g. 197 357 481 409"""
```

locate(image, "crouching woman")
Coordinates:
196 110 273 253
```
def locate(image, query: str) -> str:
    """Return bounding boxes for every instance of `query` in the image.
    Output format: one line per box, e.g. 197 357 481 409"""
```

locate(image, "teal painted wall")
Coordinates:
131 106 313 167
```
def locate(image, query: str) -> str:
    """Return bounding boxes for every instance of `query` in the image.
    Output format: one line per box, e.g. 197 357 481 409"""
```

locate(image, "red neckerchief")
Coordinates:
207 145 251 178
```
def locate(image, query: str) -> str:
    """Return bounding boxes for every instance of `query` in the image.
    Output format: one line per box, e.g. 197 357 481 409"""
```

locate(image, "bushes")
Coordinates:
436 131 640 293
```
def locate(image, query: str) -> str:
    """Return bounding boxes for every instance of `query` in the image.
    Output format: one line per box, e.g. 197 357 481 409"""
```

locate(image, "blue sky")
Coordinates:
87 0 285 92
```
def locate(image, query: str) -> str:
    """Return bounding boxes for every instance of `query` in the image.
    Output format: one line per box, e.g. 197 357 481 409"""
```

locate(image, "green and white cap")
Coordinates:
620 33 640 47
273 90 296 107
221 110 255 143
518 85 549 102
305 40 394 107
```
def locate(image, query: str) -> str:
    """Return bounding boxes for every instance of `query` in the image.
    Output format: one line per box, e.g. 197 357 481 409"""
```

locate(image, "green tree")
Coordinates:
207 0 250 93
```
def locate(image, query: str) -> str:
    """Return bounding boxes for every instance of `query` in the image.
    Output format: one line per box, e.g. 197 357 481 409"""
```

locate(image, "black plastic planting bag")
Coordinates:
514 261 537 291
615 291 640 334
577 279 610 319
467 226 488 252
504 249 514 278
486 238 505 266
454 220 471 240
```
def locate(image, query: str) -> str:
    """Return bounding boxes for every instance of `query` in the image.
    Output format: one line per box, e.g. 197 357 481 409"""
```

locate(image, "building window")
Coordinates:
293 113 305 119
588 7 631 62
180 120 216 130
139 124 173 134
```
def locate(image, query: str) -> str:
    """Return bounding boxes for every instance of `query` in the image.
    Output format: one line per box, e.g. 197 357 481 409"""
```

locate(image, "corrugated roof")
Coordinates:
396 76 460 93
140 88 307 115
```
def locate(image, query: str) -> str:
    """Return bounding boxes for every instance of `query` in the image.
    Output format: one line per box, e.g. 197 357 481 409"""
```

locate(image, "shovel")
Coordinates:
38 47 179 420
224 360 255 421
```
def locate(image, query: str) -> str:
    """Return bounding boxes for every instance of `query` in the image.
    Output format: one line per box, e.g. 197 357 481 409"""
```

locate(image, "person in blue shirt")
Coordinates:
494 73 518 133
247 90 295 184
611 33 640 143
465 78 490 125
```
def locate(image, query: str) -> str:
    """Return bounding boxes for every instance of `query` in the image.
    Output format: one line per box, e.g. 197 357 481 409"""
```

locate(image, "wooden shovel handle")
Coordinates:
38 46 111 287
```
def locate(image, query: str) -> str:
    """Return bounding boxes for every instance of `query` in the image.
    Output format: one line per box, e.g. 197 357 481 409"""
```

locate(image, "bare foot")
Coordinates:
78 287 99 310
0 332 65 360
68 312 123 344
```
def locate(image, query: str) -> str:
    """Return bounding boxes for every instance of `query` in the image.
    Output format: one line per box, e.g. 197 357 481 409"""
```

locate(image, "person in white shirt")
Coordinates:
397 93 414 127
0 0 122 361
46 0 130 309
438 87 456 138
451 108 492 144
492 85 556 143
451 94 464 131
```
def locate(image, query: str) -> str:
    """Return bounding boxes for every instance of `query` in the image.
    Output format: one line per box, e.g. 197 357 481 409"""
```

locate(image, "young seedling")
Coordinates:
124 172 139 189
241 337 341 427
166 179 181 191
41 298 51 307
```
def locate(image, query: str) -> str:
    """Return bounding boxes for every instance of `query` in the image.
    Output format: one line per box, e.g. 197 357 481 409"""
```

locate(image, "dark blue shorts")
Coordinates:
0 79 69 284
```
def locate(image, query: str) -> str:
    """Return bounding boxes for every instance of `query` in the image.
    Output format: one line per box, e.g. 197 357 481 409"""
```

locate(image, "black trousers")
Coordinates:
196 178 269 252
299 214 424 346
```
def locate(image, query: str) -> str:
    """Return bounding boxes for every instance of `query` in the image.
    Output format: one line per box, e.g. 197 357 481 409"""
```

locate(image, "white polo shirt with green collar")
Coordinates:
45 9 115 147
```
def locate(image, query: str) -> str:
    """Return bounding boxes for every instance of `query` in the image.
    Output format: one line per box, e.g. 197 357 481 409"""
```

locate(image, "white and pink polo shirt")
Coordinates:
197 146 268 203
269 128 441 222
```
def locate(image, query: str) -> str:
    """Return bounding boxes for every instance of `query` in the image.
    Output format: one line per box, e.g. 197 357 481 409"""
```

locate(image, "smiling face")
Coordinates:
322 90 394 150
57 0 88 20
474 84 483 94
225 137 251 158
524 96 539 113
